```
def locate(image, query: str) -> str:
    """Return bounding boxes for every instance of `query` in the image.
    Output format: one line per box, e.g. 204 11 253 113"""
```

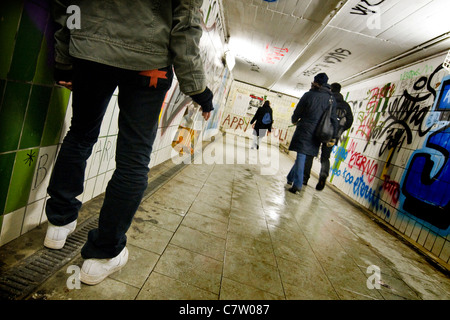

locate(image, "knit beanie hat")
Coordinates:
314 73 329 85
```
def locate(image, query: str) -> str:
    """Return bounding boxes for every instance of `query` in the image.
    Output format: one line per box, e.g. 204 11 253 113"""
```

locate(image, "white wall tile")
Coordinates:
0 208 26 246
28 146 58 203
22 199 45 234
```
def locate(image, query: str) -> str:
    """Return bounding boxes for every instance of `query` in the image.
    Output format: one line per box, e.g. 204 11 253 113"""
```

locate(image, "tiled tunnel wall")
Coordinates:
331 54 450 267
0 0 71 245
0 0 232 246
219 81 299 149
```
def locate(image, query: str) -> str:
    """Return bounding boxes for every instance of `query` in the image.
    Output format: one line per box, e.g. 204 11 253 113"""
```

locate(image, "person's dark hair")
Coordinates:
331 83 341 93
263 100 271 108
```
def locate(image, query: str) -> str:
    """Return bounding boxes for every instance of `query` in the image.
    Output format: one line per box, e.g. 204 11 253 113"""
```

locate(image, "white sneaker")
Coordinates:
44 220 77 249
80 247 129 285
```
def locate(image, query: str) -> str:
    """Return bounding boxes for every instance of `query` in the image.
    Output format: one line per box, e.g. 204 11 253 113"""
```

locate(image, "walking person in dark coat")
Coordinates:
287 73 338 194
250 100 273 149
303 82 354 190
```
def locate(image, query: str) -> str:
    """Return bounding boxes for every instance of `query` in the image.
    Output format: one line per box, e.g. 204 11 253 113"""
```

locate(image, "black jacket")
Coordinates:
250 104 273 132
333 92 354 141
289 84 338 156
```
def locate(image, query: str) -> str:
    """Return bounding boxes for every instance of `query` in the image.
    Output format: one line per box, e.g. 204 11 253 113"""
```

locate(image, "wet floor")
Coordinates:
1 133 449 300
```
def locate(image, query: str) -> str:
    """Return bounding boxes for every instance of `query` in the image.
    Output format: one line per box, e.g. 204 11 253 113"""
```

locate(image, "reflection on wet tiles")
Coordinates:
277 257 338 300
226 231 277 266
271 240 319 269
372 272 421 300
172 225 226 261
326 267 385 300
143 192 192 216
228 216 271 243
127 218 174 254
109 244 159 288
136 202 183 232
182 211 228 239
283 281 339 300
154 245 222 294
223 250 284 297
18 135 450 301
267 224 307 245
220 277 284 300
229 206 266 224
397 272 450 300
137 272 218 300
189 199 230 223
197 194 231 211
197 186 232 204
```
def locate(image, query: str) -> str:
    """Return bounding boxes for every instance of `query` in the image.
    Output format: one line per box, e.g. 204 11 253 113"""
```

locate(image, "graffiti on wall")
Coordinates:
165 0 231 154
329 64 450 234
221 113 290 143
400 73 450 231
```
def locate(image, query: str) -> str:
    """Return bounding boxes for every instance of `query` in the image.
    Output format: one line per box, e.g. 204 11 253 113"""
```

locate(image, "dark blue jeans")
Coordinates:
303 143 332 184
46 59 173 259
287 153 306 190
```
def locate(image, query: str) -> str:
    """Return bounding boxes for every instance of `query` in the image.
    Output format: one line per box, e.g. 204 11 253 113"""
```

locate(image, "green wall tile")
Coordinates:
0 152 16 215
0 81 32 153
0 79 5 104
33 19 55 86
20 85 52 149
0 0 24 79
7 1 48 82
4 148 39 214
41 86 70 146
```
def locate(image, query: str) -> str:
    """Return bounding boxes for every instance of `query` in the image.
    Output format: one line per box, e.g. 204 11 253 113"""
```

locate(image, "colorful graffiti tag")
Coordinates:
330 64 449 235
400 73 450 232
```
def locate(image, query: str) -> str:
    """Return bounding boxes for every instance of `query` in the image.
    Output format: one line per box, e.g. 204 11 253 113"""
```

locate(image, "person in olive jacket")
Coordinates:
44 0 214 285
250 100 273 149
287 73 338 194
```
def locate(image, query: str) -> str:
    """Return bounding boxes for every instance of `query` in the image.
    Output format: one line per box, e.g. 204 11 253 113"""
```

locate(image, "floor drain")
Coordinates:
0 216 99 300
0 158 194 300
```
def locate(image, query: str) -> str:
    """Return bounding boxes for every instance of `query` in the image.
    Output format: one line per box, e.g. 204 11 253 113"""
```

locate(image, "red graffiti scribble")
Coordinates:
357 83 396 140
250 94 264 101
221 114 289 142
381 174 400 205
263 45 288 64
348 151 378 183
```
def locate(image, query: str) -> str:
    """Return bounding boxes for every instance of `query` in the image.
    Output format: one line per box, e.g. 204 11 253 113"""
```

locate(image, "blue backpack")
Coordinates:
262 112 271 125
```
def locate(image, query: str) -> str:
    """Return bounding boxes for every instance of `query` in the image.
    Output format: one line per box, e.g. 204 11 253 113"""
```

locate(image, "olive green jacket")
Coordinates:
53 0 206 95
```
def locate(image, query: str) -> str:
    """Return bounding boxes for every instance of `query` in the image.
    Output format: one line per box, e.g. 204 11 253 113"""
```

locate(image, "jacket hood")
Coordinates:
311 84 332 94
333 92 345 102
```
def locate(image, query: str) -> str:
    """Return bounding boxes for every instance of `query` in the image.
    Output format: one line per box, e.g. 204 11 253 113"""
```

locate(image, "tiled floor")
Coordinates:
3 134 450 300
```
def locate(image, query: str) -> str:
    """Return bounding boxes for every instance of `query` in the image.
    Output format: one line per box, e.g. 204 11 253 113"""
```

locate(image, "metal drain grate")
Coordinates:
0 155 200 300
0 216 99 300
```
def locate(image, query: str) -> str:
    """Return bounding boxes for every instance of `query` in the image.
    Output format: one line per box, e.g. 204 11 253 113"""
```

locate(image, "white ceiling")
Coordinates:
221 0 450 97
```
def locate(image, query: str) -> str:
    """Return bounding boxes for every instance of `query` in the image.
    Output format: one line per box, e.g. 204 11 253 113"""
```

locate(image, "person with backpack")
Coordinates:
303 82 354 191
286 73 338 194
250 100 273 149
